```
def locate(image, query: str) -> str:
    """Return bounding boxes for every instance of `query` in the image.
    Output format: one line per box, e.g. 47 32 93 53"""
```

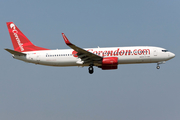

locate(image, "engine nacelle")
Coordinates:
101 57 118 70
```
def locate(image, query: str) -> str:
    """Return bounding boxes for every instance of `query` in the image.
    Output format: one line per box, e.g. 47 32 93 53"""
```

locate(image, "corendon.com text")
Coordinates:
87 48 150 56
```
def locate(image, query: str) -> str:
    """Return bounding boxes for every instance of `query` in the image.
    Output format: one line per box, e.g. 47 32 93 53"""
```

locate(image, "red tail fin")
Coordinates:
6 22 49 52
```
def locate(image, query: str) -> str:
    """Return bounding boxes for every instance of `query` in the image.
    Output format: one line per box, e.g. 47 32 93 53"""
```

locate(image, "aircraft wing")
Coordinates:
62 33 102 64
5 48 26 56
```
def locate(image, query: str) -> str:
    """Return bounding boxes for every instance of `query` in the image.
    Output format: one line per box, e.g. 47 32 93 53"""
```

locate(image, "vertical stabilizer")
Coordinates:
6 22 49 52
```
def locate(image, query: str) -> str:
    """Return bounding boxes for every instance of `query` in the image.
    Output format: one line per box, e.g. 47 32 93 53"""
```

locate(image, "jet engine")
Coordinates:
101 57 118 70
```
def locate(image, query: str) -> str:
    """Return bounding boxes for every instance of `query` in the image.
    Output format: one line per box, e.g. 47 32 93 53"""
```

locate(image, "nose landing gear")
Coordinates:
156 65 160 69
156 61 165 69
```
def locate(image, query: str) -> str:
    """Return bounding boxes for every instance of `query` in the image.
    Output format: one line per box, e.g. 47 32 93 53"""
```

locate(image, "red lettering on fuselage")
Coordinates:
89 48 150 57
72 51 78 57
72 48 150 57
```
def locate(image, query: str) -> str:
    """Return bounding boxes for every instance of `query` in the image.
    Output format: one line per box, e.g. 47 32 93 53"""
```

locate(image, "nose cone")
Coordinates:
169 52 175 59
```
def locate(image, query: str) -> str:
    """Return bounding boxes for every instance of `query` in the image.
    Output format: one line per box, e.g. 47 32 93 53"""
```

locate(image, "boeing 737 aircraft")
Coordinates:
5 22 175 74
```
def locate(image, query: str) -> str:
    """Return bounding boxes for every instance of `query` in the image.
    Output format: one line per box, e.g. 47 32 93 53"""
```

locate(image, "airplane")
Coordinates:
5 22 175 74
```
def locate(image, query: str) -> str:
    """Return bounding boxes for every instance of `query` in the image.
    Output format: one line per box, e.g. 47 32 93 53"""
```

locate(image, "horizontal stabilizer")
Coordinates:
5 48 26 56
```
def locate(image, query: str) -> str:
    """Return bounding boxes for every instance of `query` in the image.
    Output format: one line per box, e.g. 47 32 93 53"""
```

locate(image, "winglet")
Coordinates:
62 33 72 45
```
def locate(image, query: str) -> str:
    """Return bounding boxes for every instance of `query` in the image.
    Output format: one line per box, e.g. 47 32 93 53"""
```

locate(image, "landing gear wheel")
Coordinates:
156 66 160 69
88 66 94 74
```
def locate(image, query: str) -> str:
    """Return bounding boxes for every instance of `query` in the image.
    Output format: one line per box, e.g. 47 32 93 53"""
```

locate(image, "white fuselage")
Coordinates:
13 46 175 67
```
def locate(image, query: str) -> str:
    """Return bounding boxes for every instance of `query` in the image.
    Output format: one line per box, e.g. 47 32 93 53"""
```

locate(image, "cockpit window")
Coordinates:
162 50 168 52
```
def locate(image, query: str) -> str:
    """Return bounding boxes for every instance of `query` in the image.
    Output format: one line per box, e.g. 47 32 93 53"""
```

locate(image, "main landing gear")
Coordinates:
88 64 94 74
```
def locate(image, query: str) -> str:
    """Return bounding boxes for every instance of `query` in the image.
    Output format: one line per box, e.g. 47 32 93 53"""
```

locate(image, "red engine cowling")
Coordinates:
101 57 118 70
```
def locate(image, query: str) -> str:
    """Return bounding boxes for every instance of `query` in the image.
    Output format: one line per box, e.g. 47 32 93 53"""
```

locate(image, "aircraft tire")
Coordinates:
156 66 160 69
89 66 94 74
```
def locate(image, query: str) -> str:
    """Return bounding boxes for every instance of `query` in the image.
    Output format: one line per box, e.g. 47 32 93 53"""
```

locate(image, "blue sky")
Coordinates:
0 0 180 120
